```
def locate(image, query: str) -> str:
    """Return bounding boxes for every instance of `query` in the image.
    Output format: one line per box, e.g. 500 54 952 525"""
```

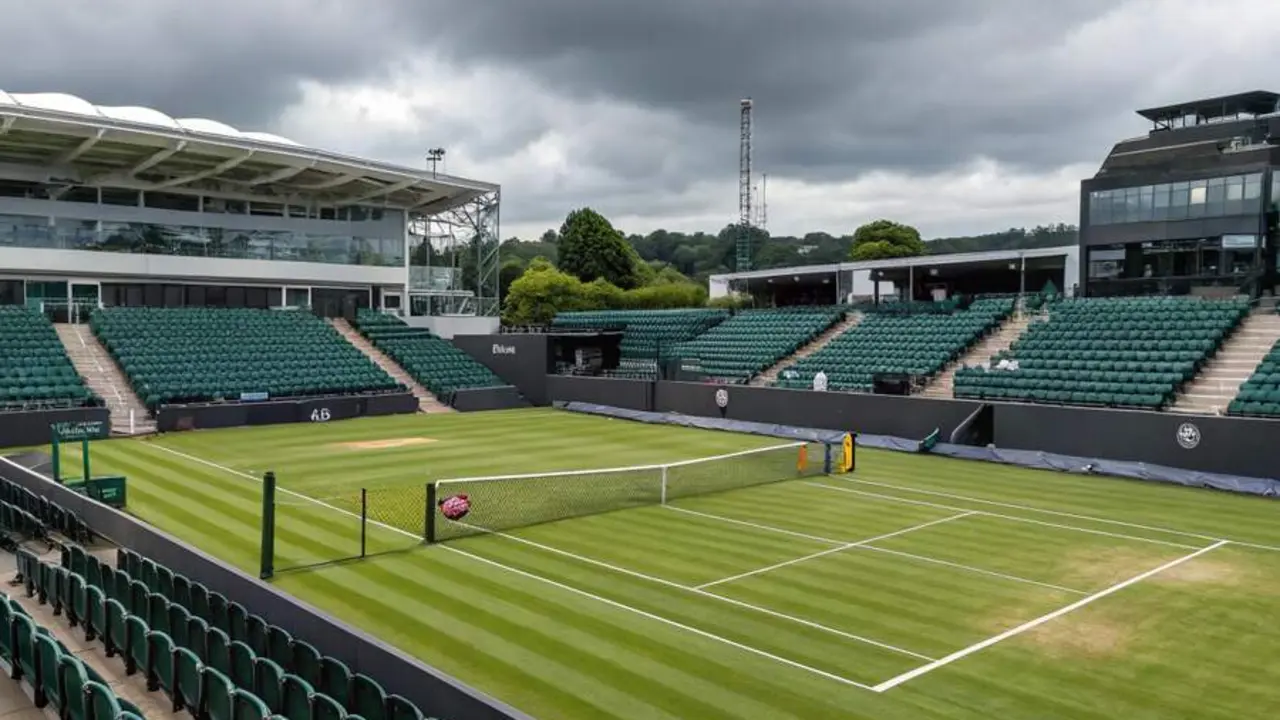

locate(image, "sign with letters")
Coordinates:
310 408 332 423
492 344 517 356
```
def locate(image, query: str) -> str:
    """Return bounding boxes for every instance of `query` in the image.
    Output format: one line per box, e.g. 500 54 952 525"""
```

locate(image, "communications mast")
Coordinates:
737 98 753 272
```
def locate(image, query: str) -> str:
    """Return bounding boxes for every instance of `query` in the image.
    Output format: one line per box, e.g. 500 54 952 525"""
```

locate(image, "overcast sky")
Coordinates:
2 0 1278 241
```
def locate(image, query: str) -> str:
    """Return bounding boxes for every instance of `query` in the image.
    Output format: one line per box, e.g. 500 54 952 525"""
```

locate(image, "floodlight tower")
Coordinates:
737 98 753 272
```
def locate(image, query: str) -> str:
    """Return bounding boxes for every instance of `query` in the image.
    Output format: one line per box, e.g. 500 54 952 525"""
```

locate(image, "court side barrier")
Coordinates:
0 451 532 720
557 402 1280 499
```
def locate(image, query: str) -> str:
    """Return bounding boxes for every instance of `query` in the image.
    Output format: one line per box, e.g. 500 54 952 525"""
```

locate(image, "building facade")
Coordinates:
1080 90 1280 297
0 91 499 332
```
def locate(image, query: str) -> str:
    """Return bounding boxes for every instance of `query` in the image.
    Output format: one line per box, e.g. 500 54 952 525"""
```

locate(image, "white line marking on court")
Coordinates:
142 443 421 541
804 482 1206 551
855 546 1087 596
438 544 879 692
663 506 845 545
448 519 936 661
870 539 1230 693
668 504 1088 596
834 477 1280 553
696 512 976 590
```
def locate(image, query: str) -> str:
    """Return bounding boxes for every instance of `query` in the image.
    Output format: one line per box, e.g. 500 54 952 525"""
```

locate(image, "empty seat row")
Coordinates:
1230 337 1280 417
674 309 844 382
93 307 401 410
552 309 727 361
955 295 1249 410
0 592 142 720
352 310 503 398
775 297 1016 392
0 305 98 412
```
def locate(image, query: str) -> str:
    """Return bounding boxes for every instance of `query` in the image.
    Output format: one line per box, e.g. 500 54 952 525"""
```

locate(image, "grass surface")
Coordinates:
44 408 1280 719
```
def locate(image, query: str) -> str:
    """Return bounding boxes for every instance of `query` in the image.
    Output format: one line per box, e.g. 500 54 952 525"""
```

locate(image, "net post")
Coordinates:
259 471 276 580
50 429 61 483
425 482 437 543
660 466 668 505
360 488 368 558
82 436 91 483
824 442 833 474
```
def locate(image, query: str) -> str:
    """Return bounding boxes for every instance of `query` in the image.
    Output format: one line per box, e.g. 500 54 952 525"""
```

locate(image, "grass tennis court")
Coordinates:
46 408 1280 719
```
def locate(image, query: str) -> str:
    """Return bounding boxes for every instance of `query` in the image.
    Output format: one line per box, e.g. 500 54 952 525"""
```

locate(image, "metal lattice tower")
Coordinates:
737 98 753 272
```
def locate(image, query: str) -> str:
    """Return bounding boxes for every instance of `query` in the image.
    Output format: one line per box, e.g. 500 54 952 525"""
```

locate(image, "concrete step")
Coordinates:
752 312 863 387
54 324 155 436
329 318 453 413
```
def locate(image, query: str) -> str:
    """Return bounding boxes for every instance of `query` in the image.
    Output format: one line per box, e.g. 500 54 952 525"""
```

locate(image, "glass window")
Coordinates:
1244 173 1263 203
101 188 139 207
144 192 199 212
1138 186 1154 222
1225 176 1245 215
61 186 99 204
1169 182 1190 220
1206 179 1226 217
349 206 369 222
1152 183 1170 221
249 202 283 217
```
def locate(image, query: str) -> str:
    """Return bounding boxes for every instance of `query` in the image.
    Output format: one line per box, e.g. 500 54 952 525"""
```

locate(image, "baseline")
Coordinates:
695 512 975 590
833 476 1280 553
871 539 1230 693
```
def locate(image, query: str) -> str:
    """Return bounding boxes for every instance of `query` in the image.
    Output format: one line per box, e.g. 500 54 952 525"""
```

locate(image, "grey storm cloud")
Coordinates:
0 0 1258 233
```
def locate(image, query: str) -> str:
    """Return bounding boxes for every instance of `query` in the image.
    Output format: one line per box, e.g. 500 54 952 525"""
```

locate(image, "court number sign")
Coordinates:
310 408 332 423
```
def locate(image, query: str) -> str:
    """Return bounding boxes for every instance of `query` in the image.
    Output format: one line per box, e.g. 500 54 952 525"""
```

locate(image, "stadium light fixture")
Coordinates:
427 147 446 176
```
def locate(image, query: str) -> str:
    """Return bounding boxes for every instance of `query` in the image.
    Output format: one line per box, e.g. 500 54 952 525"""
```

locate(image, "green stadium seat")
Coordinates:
320 656 354 708
351 309 505 397
59 654 90 720
1228 336 1280 417
387 694 424 720
105 599 127 659
206 627 232 678
170 602 192 649
34 633 61 708
0 306 97 411
126 615 149 676
312 692 348 720
550 308 728 378
85 585 106 643
293 640 323 688
673 308 845 383
254 657 286 712
247 613 270 657
148 630 175 694
775 297 1016 392
92 307 400 410
174 646 203 713
352 673 389 720
202 666 236 720
283 674 318 720
188 616 211 660
230 641 256 691
235 687 273 720
85 681 121 720
955 296 1249 410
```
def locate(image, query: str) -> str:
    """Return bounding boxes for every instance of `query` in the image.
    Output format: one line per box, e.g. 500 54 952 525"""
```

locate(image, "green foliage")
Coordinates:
927 224 1078 254
502 260 586 326
850 220 927 261
557 208 643 289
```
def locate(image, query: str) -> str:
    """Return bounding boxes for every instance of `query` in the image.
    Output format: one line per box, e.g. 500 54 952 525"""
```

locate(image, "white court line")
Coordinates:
664 506 845 545
668 505 1088 596
856 546 1087 596
147 443 933 661
438 544 878 692
834 477 1280 554
448 518 936 661
142 443 421 541
696 512 976 590
804 482 1205 551
871 539 1230 693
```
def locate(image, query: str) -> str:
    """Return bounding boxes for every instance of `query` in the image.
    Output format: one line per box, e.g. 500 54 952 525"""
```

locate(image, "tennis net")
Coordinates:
428 440 841 542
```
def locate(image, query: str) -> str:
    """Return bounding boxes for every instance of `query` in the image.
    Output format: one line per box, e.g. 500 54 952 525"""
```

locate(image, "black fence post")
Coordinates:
425 482 437 543
259 471 276 580
360 488 368 559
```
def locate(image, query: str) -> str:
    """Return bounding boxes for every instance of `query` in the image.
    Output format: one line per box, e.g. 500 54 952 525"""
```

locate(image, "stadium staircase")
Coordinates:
1169 303 1280 416
919 310 1037 399
750 312 862 387
329 319 452 413
54 324 155 436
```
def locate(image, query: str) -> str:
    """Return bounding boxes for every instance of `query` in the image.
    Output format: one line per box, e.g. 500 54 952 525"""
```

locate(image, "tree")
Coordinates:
501 259 586 326
849 220 927 261
557 208 643 289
